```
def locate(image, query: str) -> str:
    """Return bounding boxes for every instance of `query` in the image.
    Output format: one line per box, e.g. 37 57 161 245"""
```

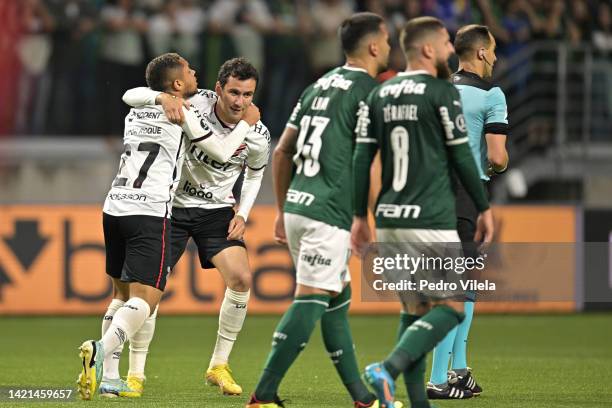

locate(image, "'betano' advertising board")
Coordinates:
0 206 576 315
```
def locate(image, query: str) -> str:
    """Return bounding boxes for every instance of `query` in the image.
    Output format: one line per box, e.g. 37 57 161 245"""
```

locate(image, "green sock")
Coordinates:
397 313 429 407
384 305 464 380
254 294 330 401
321 286 375 405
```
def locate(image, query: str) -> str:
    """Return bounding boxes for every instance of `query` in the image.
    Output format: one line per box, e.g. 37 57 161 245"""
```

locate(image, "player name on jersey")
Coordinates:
383 104 419 122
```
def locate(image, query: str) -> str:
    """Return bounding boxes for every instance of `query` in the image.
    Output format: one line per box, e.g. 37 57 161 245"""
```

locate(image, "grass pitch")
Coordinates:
0 314 611 407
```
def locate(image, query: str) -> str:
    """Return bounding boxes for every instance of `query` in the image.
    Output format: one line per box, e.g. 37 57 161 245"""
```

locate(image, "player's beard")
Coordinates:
436 59 452 80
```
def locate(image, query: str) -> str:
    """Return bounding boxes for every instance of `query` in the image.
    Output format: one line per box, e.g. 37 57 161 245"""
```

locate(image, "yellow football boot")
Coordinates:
206 364 243 395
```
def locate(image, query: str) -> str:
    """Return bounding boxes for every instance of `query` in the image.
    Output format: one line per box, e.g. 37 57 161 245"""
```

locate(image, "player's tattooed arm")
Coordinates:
272 126 298 244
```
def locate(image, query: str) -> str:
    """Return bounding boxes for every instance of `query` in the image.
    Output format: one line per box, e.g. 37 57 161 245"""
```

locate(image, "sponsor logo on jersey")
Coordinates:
132 111 162 120
286 189 315 206
199 118 212 133
108 192 147 202
355 101 370 137
376 203 421 219
314 73 353 91
300 253 332 267
379 80 427 99
126 126 162 136
197 89 217 99
439 107 455 140
180 180 214 199
455 113 467 133
189 144 234 171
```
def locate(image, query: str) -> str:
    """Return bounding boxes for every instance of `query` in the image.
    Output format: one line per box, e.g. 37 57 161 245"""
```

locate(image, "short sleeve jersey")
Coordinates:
357 71 470 229
452 70 509 180
283 66 378 231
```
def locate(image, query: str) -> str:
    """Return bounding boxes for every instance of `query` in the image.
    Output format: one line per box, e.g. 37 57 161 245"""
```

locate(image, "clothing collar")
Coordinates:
342 64 368 73
397 70 431 77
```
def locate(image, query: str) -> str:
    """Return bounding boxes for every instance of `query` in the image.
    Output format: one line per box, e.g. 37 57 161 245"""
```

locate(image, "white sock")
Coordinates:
100 297 150 359
128 305 158 379
101 299 125 381
209 289 249 368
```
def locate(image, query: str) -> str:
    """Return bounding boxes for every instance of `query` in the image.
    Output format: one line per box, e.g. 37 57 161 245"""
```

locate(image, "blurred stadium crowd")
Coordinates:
0 0 610 139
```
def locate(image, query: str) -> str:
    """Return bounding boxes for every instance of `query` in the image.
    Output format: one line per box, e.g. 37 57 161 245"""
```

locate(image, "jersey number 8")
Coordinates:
391 126 409 191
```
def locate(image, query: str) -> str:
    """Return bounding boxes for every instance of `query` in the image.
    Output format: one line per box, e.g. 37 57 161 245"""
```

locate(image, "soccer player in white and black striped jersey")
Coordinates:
117 57 270 396
75 53 260 400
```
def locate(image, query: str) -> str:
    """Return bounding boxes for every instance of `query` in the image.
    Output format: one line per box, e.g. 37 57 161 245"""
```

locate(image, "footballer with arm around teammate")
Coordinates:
247 12 397 408
75 53 258 400
427 24 509 399
350 17 494 408
119 58 267 396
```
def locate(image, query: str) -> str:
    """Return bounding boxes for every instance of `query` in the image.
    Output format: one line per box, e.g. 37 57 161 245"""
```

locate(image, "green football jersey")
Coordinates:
284 66 378 230
356 70 476 230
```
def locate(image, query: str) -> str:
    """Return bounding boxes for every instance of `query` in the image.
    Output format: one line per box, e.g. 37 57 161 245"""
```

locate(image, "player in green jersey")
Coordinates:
246 12 398 408
351 17 494 408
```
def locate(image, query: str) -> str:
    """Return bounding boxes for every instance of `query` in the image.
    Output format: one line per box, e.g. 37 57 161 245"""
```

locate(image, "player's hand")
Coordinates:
273 212 287 245
474 208 494 249
242 103 261 126
157 93 190 124
350 216 372 258
227 215 246 240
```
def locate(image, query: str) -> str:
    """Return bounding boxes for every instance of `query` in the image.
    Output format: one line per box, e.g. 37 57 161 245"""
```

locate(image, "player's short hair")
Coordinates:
217 57 259 88
145 52 184 92
454 25 492 59
339 12 385 55
400 16 445 58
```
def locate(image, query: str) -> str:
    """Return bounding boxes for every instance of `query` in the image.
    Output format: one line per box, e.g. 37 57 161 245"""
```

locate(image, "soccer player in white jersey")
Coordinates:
118 57 270 396
76 53 260 400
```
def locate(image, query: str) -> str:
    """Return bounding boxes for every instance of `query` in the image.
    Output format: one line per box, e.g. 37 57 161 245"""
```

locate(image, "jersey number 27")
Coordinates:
112 142 161 188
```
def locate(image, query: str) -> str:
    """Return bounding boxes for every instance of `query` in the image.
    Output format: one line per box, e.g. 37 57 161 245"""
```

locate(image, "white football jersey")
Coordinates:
174 89 271 209
103 105 186 217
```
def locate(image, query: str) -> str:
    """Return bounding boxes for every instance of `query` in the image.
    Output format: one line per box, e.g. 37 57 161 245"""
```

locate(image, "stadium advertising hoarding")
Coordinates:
0 205 576 315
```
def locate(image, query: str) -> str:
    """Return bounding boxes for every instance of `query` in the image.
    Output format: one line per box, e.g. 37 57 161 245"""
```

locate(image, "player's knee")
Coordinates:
226 271 251 292
112 280 130 301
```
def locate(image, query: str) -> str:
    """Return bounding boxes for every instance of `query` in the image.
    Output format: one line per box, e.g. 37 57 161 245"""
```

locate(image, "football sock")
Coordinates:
128 305 158 379
451 300 474 372
383 305 463 380
254 294 330 401
454 368 468 376
209 288 250 368
101 299 125 381
430 326 458 386
100 297 150 359
321 286 374 404
398 312 429 408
